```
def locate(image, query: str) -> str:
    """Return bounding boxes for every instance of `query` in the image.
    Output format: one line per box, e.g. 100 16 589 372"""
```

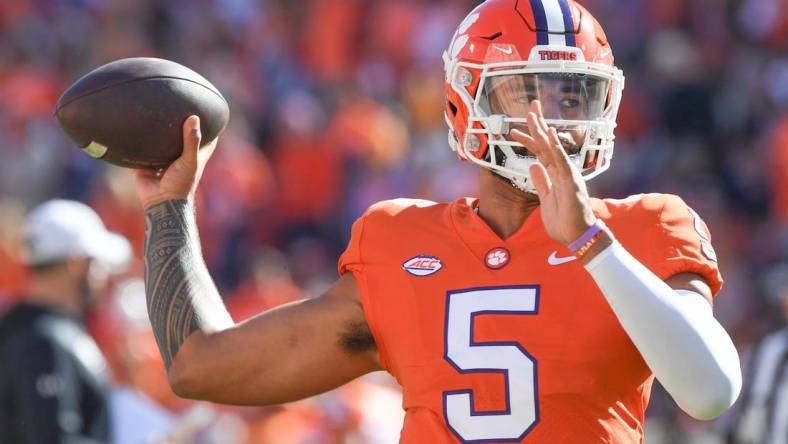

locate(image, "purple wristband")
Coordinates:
567 219 606 252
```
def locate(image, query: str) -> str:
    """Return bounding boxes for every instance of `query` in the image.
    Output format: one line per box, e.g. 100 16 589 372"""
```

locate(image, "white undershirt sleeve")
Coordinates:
585 240 742 420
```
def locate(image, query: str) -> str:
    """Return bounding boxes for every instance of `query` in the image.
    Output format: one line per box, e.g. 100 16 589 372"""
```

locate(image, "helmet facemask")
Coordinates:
445 46 625 193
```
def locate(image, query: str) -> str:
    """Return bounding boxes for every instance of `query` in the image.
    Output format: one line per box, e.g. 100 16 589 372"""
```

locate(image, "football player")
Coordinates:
132 0 742 442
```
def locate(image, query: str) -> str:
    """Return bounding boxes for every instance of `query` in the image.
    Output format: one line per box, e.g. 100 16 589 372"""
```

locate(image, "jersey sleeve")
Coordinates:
338 215 364 277
647 195 723 295
337 212 392 371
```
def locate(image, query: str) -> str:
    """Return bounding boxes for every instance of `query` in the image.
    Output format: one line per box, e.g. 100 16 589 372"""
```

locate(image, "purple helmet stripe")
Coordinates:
528 0 550 45
557 0 576 46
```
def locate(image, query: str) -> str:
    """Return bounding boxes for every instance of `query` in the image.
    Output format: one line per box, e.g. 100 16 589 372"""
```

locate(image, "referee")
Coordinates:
729 263 788 444
0 200 131 443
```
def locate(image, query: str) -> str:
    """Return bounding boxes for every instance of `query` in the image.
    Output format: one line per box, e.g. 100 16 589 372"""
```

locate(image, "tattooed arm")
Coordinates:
134 117 380 404
143 199 233 368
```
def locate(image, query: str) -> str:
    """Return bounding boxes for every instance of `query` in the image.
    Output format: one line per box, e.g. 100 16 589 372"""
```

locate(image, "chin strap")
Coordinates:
585 241 742 420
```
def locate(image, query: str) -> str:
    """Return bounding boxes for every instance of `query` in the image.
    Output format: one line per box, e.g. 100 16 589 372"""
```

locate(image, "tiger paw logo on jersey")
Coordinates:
485 247 510 269
402 255 443 276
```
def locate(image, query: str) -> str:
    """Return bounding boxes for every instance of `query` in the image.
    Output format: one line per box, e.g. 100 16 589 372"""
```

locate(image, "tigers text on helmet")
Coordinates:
443 0 625 193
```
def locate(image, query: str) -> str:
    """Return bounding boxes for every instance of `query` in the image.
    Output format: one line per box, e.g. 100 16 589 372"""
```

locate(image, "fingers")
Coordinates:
527 105 549 144
508 102 554 169
133 168 159 180
547 127 570 164
197 137 218 162
525 112 549 163
510 100 581 190
510 128 535 147
511 126 548 170
193 138 219 183
527 101 558 164
526 101 574 177
181 115 202 167
532 100 551 136
529 162 551 199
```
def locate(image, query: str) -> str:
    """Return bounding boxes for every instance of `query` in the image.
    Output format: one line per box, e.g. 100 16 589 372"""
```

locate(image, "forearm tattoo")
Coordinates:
143 199 211 369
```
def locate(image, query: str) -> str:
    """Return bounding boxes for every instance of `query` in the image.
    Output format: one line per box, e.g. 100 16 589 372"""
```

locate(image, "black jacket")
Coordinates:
0 302 111 444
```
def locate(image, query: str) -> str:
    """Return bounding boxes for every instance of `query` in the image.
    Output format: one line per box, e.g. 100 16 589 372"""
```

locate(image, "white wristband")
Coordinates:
585 241 741 420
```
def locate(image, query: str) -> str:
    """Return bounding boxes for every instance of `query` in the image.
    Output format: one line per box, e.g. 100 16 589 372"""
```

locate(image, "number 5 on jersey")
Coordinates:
443 286 540 442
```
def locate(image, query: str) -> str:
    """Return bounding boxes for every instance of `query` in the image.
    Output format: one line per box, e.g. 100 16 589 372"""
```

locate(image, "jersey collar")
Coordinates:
449 197 550 266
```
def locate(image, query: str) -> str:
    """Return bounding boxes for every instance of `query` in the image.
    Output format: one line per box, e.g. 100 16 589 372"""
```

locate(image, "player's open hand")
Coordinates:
510 101 596 245
133 115 217 209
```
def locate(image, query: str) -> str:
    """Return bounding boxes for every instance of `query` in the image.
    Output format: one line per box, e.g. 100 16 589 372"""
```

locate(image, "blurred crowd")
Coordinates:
0 0 785 442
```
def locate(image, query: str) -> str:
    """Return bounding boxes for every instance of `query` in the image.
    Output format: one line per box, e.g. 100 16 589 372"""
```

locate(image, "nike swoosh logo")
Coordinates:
492 45 513 55
548 251 577 265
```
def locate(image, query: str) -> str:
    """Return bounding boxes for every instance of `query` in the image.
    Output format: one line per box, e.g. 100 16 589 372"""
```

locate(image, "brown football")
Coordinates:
55 57 229 170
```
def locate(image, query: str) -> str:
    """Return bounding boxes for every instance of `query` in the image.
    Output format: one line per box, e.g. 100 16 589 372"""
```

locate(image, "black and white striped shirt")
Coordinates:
732 328 788 444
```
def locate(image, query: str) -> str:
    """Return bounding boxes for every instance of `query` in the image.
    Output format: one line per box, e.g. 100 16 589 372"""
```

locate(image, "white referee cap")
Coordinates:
23 199 132 272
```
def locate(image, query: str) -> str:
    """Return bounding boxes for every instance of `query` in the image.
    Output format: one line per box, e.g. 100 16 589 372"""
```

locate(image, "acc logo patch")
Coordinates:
403 255 443 276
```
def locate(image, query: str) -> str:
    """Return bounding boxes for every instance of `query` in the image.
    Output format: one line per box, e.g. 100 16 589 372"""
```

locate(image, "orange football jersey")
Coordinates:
338 193 722 444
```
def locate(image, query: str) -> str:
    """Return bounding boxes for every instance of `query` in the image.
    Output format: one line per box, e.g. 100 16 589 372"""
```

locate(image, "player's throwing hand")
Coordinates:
510 100 597 245
133 115 218 209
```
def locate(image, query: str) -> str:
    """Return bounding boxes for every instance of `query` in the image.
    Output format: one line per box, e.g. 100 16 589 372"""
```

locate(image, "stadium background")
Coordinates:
0 0 785 442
